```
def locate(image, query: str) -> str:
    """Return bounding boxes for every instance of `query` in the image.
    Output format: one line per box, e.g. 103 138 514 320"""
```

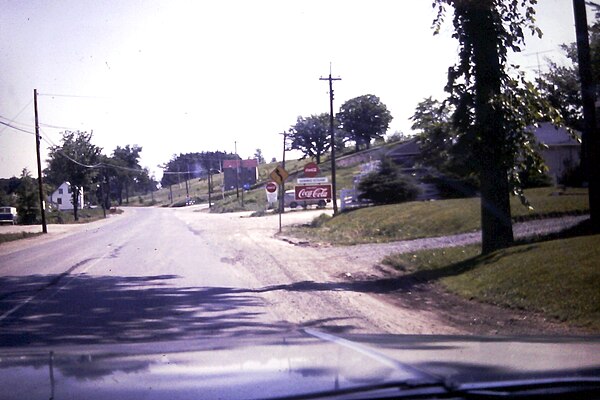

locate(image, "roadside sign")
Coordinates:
304 162 319 178
297 177 328 184
269 165 289 185
265 182 277 193
294 184 332 201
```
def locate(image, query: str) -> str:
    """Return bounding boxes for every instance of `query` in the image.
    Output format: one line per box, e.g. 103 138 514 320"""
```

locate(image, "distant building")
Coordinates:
222 159 258 190
48 182 84 211
532 123 581 185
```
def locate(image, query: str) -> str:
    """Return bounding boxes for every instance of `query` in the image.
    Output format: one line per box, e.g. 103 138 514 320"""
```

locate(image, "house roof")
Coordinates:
532 122 580 147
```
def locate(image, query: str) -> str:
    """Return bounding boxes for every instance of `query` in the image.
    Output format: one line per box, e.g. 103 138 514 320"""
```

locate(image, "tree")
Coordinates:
160 152 234 188
111 145 143 205
432 1 562 254
337 94 392 152
254 149 266 164
288 114 331 164
15 168 40 224
45 131 102 221
357 157 420 205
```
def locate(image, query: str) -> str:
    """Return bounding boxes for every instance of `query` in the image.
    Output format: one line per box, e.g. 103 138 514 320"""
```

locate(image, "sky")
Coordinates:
0 0 587 181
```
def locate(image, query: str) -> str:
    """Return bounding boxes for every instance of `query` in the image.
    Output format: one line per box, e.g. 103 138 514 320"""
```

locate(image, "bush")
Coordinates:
357 157 420 205
424 174 479 199
310 213 332 227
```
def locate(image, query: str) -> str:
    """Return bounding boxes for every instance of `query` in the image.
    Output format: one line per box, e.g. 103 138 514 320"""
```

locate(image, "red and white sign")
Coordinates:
295 184 332 200
265 182 277 193
303 162 319 178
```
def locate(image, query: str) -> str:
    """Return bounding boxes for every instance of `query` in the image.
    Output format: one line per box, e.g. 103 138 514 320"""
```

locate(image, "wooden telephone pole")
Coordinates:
33 89 47 233
320 66 341 214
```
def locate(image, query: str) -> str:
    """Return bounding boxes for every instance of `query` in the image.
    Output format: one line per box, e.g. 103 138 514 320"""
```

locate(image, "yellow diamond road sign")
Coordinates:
270 165 289 185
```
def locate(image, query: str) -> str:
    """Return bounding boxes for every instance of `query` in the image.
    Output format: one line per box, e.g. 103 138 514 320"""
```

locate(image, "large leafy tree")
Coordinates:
111 145 143 205
432 0 562 254
410 97 471 174
337 94 392 152
45 131 102 221
288 114 331 164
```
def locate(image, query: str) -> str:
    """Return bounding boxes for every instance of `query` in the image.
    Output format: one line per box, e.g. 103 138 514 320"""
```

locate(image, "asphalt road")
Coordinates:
1 207 454 348
0 207 286 347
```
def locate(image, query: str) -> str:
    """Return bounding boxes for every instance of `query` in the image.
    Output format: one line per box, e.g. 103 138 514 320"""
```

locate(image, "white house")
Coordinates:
532 122 581 185
48 182 84 211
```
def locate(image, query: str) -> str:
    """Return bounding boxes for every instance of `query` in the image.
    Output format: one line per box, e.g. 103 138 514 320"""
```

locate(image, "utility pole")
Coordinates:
573 0 600 231
33 89 47 233
185 164 190 200
208 168 212 208
320 65 341 214
235 141 240 199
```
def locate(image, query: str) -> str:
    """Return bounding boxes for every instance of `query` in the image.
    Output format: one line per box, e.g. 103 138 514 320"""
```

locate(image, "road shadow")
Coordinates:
0 273 312 347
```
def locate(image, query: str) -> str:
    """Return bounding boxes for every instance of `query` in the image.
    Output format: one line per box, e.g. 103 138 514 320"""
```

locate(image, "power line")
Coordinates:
37 92 111 99
0 120 35 135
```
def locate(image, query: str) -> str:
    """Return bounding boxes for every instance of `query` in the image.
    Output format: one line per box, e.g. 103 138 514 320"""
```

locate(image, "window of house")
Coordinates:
58 188 63 194
57 198 62 205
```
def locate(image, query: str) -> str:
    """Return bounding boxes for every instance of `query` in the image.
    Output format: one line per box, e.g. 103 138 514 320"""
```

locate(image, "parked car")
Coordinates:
0 206 17 225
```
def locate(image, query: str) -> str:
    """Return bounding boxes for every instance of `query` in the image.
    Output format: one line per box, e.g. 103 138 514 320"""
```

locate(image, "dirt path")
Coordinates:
175 207 589 336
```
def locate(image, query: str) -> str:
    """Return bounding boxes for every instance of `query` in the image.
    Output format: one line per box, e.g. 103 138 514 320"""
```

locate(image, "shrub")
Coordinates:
310 213 332 227
357 157 420 205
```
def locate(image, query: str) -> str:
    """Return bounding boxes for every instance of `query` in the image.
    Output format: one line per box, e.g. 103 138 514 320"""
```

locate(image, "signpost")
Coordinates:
270 165 289 185
265 181 278 206
269 165 289 233
265 182 277 193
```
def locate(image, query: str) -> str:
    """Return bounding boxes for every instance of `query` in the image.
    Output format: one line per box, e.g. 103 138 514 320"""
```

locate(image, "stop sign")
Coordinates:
304 162 319 178
265 182 277 193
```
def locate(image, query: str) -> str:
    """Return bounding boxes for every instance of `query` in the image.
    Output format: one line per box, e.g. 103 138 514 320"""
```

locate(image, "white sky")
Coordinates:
0 0 586 180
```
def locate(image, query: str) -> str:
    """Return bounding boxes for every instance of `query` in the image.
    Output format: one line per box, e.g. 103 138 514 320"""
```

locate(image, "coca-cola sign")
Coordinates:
303 162 319 178
295 184 332 200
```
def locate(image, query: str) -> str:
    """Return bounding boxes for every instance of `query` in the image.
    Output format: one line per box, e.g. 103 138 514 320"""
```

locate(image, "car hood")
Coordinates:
0 329 599 400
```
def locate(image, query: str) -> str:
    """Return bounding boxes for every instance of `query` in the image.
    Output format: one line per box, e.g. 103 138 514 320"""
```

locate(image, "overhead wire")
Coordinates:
0 120 35 135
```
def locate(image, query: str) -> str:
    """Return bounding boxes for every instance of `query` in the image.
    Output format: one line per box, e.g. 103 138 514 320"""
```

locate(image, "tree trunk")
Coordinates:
465 4 514 253
72 188 79 221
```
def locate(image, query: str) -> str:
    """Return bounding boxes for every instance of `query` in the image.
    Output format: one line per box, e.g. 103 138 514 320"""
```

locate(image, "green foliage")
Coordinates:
288 114 331 164
254 149 266 164
357 157 420 205
309 213 332 228
337 94 392 152
0 232 42 244
431 0 561 253
45 131 102 221
160 151 236 188
15 168 40 224
410 97 477 179
537 12 600 131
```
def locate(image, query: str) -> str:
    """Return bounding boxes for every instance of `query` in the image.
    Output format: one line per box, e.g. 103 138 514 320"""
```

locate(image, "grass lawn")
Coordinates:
0 231 43 244
382 234 600 331
290 187 589 245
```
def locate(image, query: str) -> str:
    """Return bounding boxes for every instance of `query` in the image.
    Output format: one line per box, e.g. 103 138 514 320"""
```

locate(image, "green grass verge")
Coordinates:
382 235 600 331
0 231 43 244
290 187 589 245
46 208 120 224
